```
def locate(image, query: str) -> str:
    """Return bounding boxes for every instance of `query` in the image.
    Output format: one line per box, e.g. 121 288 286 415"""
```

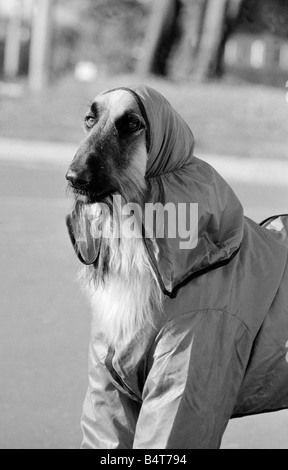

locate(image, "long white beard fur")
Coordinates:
79 200 163 347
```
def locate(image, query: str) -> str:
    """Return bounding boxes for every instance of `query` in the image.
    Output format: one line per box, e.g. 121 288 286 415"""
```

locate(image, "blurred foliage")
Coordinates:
52 21 80 76
238 0 288 37
52 0 150 76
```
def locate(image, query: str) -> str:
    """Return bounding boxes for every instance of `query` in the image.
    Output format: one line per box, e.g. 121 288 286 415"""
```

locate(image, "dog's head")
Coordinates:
66 88 148 205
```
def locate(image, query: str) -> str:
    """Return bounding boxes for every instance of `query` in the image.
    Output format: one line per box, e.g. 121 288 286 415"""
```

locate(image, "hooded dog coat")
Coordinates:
74 86 288 449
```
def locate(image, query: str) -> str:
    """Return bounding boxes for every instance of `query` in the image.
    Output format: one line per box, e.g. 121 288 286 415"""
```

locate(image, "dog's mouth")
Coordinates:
68 184 116 204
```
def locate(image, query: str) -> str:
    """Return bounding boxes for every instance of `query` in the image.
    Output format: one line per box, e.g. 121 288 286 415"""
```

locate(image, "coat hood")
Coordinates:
118 85 244 296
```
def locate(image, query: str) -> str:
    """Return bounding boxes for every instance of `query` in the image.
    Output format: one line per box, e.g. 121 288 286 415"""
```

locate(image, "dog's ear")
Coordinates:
66 205 102 265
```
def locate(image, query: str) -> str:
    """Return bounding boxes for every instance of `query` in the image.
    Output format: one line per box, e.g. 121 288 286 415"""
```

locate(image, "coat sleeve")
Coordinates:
81 345 141 449
133 309 252 449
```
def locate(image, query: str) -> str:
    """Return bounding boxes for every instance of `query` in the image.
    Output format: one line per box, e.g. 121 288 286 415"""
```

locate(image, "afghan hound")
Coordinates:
66 86 288 450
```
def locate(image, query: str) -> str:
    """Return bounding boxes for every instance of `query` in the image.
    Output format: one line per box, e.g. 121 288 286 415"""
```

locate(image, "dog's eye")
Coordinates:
117 114 143 134
126 119 141 132
85 116 96 129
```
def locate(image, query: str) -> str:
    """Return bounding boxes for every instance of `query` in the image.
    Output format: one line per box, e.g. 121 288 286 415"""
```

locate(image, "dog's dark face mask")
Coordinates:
66 89 148 205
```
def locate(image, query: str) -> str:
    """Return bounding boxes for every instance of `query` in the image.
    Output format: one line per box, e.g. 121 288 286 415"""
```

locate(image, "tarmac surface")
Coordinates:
0 139 288 449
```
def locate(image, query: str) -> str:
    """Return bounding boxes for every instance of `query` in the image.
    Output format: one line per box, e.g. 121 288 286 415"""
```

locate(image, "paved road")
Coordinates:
0 159 90 449
0 152 287 449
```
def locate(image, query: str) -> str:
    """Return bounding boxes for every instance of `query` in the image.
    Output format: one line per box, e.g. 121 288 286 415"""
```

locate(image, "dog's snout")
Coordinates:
66 169 88 189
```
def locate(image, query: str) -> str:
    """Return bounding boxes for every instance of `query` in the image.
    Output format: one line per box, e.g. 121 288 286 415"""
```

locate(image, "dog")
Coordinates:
66 85 288 449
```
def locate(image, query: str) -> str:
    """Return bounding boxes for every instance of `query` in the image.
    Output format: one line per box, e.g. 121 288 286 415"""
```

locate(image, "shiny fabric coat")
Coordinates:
79 86 288 449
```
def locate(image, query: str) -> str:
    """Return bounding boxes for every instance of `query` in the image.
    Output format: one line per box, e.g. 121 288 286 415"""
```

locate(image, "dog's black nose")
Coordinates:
66 169 87 189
